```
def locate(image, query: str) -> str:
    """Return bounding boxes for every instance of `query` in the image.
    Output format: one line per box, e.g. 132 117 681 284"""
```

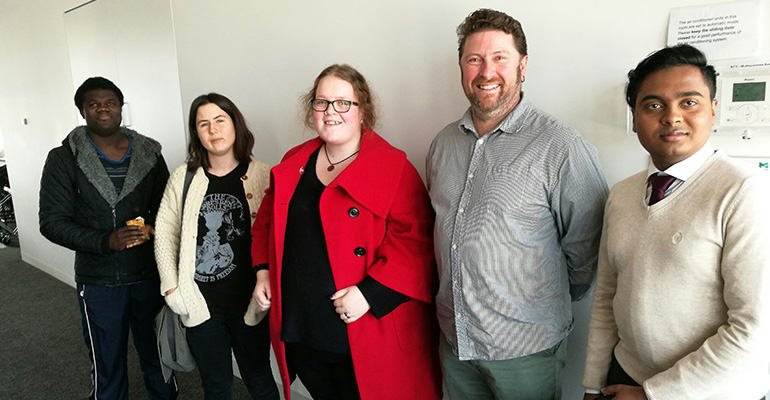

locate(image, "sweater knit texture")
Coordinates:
154 160 270 328
582 150 770 399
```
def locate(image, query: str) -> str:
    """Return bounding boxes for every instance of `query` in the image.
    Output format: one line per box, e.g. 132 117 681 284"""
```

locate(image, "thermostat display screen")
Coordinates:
714 71 770 130
732 82 766 102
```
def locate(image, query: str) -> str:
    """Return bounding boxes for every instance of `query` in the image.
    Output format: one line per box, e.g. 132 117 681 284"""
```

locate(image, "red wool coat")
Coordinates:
251 131 442 400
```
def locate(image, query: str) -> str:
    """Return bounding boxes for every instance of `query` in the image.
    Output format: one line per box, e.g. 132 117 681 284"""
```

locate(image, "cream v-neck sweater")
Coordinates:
583 150 770 399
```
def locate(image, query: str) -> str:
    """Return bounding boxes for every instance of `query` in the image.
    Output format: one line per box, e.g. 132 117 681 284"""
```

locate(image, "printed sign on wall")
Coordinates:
668 0 762 60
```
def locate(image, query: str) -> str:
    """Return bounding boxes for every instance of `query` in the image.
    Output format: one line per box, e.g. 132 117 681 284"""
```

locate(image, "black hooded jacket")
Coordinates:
39 126 169 285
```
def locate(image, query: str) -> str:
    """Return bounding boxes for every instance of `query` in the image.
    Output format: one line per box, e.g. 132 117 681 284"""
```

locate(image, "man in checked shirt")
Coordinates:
426 8 608 399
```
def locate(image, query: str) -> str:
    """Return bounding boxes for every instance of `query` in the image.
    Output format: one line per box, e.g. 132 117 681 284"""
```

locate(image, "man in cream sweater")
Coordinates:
582 44 770 400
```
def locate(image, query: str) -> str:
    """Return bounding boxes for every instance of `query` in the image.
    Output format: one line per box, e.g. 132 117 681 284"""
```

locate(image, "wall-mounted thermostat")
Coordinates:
717 73 770 128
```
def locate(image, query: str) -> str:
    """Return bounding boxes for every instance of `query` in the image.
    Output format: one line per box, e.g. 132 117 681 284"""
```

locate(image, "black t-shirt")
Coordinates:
280 148 350 353
281 148 409 353
194 162 254 315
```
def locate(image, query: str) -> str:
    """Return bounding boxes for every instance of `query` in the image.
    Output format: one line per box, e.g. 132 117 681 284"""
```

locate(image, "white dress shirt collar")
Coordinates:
646 141 715 182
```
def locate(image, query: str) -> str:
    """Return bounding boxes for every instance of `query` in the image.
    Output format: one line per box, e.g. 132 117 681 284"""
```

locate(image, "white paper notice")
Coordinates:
668 0 762 60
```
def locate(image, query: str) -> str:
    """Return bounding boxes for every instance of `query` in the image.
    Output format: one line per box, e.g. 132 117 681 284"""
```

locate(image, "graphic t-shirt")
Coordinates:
195 162 254 315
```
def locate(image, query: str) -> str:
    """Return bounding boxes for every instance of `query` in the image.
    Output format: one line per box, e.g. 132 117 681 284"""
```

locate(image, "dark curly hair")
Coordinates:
74 77 124 117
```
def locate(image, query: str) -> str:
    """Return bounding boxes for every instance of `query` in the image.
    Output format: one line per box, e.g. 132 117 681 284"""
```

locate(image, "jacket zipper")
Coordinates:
112 208 121 284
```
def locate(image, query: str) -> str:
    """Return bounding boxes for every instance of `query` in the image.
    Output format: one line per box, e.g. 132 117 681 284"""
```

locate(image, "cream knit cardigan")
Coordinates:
582 150 770 399
154 160 270 328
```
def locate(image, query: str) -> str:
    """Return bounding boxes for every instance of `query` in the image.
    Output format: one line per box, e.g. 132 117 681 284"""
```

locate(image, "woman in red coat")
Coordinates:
251 64 442 400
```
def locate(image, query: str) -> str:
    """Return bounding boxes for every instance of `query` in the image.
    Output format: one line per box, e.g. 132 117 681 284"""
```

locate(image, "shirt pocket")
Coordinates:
482 165 530 211
482 165 546 233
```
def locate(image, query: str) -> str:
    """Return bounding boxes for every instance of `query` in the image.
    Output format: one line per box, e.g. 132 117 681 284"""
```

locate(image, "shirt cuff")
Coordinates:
252 263 269 275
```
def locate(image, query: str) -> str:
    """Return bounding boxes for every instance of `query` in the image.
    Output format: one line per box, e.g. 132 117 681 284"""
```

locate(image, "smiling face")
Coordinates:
460 29 528 126
632 65 717 170
195 103 236 160
82 89 122 138
312 75 363 148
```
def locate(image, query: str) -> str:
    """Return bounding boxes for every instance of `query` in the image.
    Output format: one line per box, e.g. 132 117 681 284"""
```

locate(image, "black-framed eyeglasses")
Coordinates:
310 99 359 113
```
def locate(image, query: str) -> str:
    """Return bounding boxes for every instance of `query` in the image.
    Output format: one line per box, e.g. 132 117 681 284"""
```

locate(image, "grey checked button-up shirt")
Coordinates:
426 96 608 361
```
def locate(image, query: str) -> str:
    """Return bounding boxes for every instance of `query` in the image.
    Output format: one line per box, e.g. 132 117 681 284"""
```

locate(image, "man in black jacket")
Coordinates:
39 77 175 400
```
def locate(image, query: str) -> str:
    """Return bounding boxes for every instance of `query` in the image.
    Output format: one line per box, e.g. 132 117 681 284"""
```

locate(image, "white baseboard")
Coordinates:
21 250 76 288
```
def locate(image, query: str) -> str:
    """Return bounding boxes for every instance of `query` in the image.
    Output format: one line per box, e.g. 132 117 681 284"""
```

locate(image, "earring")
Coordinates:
522 76 526 83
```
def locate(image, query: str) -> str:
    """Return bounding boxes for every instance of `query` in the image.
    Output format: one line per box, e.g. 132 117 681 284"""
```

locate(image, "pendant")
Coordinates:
327 165 335 172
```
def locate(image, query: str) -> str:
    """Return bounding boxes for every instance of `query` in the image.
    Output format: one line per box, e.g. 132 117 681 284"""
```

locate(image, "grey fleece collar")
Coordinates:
65 126 162 208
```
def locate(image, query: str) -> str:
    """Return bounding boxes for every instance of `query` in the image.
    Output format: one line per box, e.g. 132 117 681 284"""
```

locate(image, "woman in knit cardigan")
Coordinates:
154 93 278 400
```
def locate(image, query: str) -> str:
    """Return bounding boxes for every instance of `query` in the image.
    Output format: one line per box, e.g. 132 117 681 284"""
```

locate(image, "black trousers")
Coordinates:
606 355 639 387
608 355 765 400
284 342 361 400
186 312 278 400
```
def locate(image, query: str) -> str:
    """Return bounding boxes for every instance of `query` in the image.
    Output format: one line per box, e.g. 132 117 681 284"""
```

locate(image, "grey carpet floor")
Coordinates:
0 244 255 399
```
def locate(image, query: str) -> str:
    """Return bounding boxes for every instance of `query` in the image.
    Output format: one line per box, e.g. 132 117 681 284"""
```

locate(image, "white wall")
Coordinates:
0 0 79 283
0 0 187 284
0 127 5 158
1 0 769 398
168 0 770 397
63 0 187 168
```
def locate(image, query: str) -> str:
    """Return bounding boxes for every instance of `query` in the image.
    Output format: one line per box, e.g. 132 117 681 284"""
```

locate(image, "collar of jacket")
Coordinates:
64 125 162 208
278 130 406 219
